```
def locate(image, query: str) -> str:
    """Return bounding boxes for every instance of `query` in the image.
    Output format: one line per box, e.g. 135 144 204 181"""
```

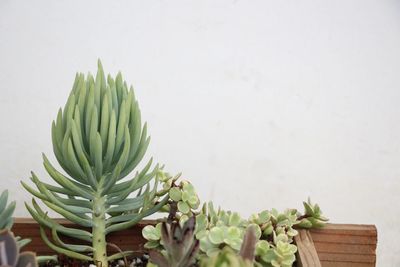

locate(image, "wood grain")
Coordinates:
294 229 321 267
310 224 377 267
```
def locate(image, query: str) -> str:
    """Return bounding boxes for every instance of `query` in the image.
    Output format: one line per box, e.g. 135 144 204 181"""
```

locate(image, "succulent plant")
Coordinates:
142 175 202 250
0 230 37 267
249 200 328 267
199 224 257 266
199 247 253 267
22 61 169 267
139 151 328 267
143 178 329 267
297 198 328 228
249 208 299 244
196 202 253 256
0 190 31 250
147 216 199 267
170 181 200 219
255 240 297 267
0 190 16 231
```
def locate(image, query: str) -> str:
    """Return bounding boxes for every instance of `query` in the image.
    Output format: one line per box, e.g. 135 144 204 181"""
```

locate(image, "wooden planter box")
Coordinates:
12 219 377 267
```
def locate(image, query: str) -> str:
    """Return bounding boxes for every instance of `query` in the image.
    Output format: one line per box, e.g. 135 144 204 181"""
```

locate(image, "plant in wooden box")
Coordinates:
22 61 169 267
143 178 328 267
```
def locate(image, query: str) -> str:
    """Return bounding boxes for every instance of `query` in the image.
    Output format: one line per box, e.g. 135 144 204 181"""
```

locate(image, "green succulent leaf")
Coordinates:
177 201 190 214
209 227 225 245
142 225 161 241
168 187 182 202
228 212 242 227
256 240 270 256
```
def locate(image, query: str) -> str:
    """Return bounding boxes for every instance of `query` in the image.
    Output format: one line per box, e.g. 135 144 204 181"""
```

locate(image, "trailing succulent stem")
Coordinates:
23 61 168 267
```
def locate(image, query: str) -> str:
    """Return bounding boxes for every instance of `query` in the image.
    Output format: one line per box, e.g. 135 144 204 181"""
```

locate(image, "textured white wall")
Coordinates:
0 0 399 265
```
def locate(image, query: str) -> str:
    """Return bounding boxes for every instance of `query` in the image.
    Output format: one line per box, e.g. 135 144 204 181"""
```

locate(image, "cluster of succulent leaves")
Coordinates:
196 203 302 267
198 224 258 267
296 199 329 229
0 190 32 251
143 179 328 267
0 190 16 232
146 217 199 267
22 61 170 267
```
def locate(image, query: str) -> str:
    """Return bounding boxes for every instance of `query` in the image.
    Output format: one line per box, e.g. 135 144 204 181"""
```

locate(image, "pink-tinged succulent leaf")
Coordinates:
239 225 257 262
149 217 199 267
16 252 38 267
0 230 19 266
149 250 169 267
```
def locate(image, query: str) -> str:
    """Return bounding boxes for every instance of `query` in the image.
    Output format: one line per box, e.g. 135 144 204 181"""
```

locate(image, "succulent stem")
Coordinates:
92 195 108 267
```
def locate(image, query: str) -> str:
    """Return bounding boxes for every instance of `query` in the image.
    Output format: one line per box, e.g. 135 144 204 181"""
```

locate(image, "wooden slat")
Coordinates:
314 242 376 255
320 262 375 267
318 253 376 263
294 229 321 267
310 224 377 236
310 224 377 267
311 233 377 245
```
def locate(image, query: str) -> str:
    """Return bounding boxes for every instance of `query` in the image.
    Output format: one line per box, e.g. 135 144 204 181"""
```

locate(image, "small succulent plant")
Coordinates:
23 61 169 267
297 198 328 228
0 190 31 250
248 202 327 267
0 190 16 231
147 216 199 267
169 181 200 219
142 176 202 250
249 208 299 244
0 230 37 267
196 202 252 256
199 247 253 267
255 240 297 267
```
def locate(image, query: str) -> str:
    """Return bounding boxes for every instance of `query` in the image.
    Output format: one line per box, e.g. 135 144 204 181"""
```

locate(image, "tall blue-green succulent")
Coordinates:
22 61 168 267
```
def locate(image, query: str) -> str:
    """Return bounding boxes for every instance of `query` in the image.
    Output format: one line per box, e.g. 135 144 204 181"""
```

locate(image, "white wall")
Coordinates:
0 0 399 265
